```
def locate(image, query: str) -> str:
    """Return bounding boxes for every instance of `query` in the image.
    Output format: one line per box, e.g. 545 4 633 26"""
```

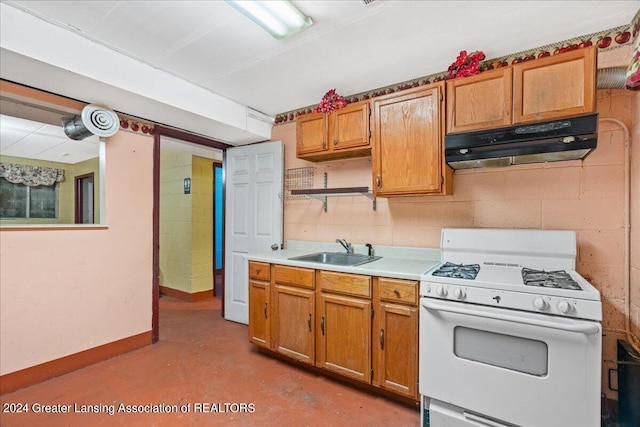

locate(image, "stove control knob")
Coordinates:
435 285 448 298
453 287 466 300
533 297 548 311
557 300 573 314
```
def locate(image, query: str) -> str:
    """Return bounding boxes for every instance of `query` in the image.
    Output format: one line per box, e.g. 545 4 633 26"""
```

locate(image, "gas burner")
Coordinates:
432 262 480 280
521 268 582 290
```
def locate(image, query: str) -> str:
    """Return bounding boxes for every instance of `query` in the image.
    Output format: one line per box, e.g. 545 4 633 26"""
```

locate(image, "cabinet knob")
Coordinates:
322 141 327 149
393 289 401 297
333 139 337 146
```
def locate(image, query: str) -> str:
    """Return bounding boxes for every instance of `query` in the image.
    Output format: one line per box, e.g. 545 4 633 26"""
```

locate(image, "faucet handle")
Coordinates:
365 243 374 257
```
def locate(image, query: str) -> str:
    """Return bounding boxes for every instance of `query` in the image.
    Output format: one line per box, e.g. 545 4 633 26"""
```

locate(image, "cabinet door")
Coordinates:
273 285 315 365
330 101 370 151
318 293 371 383
248 279 270 349
513 47 596 123
375 302 418 399
372 83 447 197
446 67 513 133
296 112 327 156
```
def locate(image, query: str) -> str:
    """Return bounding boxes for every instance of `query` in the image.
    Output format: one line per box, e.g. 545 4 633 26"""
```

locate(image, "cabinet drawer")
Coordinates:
274 265 315 289
319 270 371 299
249 261 270 281
378 277 418 306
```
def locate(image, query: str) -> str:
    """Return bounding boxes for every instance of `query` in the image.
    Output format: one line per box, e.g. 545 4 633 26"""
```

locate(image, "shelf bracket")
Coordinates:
290 184 375 213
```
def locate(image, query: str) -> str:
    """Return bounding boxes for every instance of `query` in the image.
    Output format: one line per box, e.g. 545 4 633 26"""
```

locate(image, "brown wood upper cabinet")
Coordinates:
513 47 596 123
446 47 597 134
446 67 513 133
372 82 452 197
296 100 371 161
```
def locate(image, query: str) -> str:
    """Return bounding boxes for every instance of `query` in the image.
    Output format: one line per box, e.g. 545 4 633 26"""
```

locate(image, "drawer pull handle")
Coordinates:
321 315 325 336
380 328 384 350
264 302 268 319
394 289 401 297
308 313 312 332
376 175 381 189
256 269 261 275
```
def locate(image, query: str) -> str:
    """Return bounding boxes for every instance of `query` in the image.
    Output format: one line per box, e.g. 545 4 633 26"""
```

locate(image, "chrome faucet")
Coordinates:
336 238 354 254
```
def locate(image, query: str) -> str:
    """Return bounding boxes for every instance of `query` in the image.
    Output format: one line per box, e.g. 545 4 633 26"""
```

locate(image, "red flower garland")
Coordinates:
315 89 348 113
447 50 486 79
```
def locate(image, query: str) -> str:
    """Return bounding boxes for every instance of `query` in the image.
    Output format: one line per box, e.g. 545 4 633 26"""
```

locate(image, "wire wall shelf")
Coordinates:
281 167 315 201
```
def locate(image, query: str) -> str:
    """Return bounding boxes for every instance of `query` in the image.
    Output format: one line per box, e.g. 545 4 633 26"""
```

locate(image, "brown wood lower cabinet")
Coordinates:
248 261 272 349
374 277 419 400
248 279 270 348
248 262 419 402
375 301 418 398
273 284 315 365
317 293 371 383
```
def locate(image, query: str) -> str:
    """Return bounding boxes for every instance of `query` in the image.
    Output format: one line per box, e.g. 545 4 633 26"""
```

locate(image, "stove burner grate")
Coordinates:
432 262 480 280
521 267 582 290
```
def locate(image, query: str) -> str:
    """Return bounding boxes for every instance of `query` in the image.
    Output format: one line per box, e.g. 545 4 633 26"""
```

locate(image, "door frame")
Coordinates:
74 172 95 224
152 126 231 343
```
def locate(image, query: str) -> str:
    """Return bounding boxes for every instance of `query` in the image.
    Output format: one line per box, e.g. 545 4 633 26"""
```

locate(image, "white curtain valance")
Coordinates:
0 162 65 187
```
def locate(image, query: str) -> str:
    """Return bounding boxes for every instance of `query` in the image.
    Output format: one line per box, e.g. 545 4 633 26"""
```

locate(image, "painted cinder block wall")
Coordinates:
631 87 640 346
272 88 638 400
159 152 214 295
191 156 214 293
159 149 193 293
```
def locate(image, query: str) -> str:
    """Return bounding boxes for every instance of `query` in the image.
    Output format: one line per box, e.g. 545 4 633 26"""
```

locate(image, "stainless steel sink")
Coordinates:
288 252 382 266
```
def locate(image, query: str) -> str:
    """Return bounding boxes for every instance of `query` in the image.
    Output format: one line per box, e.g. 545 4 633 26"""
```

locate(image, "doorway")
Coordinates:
213 163 223 297
74 173 94 224
152 126 230 343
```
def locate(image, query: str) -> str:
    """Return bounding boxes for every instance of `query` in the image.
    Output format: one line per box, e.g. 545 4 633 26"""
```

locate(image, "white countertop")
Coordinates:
246 240 441 281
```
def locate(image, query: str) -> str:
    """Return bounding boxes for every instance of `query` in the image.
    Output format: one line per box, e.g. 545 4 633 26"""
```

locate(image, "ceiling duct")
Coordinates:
62 104 119 140
597 67 627 89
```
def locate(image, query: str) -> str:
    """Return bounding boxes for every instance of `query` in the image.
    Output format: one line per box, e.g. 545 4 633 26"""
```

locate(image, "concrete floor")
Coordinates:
0 296 420 426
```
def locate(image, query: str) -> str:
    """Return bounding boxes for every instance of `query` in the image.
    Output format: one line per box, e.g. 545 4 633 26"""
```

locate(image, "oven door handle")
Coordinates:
421 299 600 335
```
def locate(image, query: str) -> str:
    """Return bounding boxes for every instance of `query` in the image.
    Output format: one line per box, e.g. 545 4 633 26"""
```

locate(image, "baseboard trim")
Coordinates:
160 286 213 302
0 331 152 395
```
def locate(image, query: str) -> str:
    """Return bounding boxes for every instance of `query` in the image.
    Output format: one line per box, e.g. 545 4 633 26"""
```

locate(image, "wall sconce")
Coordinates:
184 178 191 194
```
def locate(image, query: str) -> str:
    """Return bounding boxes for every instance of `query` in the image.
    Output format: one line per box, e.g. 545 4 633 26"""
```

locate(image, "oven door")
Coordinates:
419 298 601 427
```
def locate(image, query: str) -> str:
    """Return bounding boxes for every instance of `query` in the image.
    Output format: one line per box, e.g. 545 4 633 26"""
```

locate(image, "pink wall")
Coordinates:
631 88 640 346
273 89 638 399
0 131 154 375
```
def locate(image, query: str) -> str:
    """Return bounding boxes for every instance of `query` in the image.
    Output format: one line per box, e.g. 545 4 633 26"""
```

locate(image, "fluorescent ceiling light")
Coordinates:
226 0 313 39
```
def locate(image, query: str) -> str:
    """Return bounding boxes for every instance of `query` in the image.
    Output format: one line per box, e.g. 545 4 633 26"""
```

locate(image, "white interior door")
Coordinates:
225 141 283 324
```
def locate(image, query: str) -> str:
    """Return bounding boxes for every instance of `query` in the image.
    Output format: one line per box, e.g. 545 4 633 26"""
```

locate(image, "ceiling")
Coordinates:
0 112 100 164
1 1 639 146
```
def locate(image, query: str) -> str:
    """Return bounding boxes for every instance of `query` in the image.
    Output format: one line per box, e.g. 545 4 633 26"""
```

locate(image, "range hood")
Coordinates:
445 113 598 170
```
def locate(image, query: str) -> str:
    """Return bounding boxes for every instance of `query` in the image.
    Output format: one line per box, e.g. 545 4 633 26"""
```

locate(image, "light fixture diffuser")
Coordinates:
226 0 313 39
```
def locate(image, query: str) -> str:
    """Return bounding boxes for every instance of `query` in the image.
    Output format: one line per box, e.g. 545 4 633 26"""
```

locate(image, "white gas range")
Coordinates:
419 228 602 427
